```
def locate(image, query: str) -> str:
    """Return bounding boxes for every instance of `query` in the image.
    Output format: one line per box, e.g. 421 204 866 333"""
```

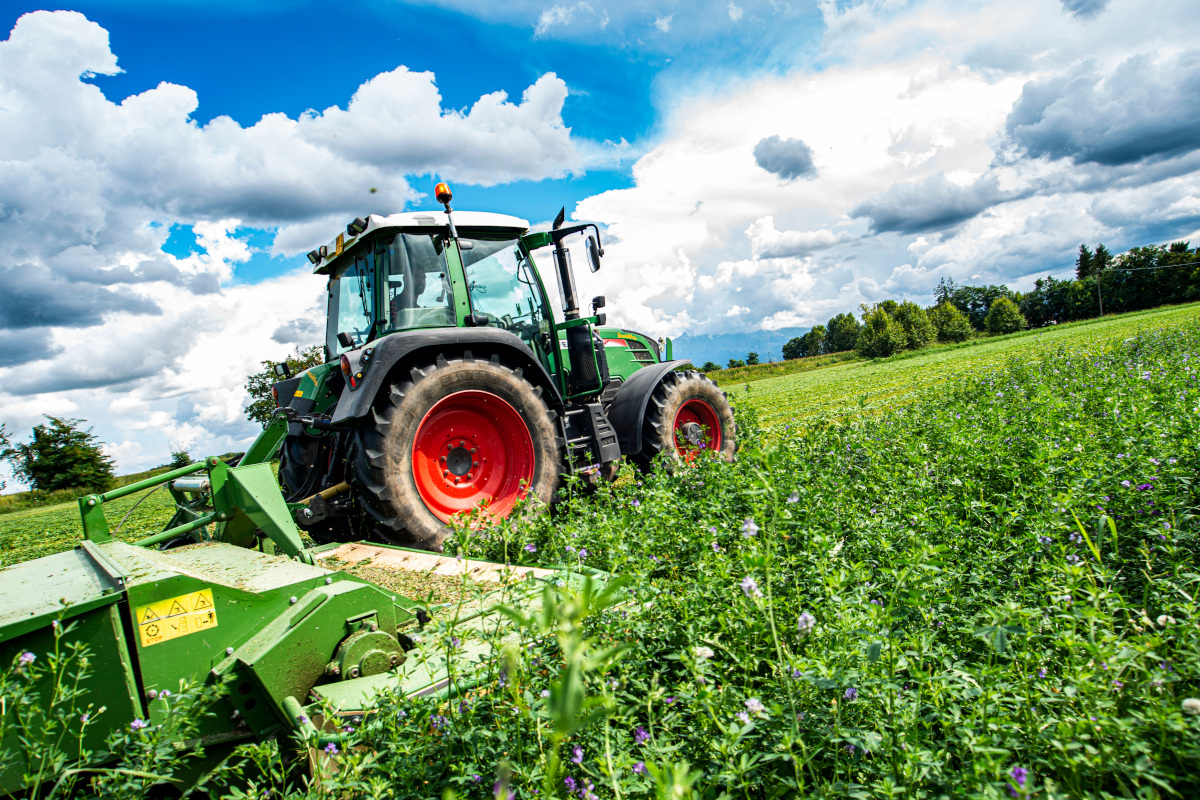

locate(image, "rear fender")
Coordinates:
607 360 691 456
331 328 563 424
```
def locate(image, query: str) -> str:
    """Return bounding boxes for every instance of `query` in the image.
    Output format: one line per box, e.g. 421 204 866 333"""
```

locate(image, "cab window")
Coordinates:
461 239 547 349
327 253 374 355
379 232 455 331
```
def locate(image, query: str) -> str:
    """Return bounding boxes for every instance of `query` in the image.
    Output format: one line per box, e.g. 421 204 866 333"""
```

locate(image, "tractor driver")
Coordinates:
389 268 427 327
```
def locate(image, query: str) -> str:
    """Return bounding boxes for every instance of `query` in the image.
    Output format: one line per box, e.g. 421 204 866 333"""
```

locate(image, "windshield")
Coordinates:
461 238 547 348
380 232 454 331
327 252 375 355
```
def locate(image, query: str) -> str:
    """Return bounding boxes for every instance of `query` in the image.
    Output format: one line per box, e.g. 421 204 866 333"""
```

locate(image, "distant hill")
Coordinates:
671 327 809 367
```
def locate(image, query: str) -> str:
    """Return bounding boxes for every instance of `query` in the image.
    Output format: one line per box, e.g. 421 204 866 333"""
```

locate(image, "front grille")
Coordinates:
627 339 656 364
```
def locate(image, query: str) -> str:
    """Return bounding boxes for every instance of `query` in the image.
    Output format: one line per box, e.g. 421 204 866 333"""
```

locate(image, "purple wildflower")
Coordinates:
797 611 816 634
736 711 750 724
1008 766 1028 797
745 697 764 714
740 575 762 598
578 548 588 559
18 652 35 666
130 719 148 731
634 725 650 744
787 491 799 503
324 742 338 755
572 745 583 765
1121 480 1131 487
525 543 536 553
742 517 759 538
632 761 646 774
710 541 721 552
631 499 640 508
564 777 577 793
844 687 858 701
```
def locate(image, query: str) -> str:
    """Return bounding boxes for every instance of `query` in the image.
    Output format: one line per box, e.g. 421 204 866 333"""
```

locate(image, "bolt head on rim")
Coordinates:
672 399 722 459
411 390 535 523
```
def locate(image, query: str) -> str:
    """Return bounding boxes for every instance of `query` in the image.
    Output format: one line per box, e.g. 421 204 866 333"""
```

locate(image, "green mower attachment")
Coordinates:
0 459 609 794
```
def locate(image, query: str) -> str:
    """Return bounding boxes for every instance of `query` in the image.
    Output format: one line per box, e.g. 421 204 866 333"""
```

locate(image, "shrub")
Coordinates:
891 301 935 349
985 296 1028 335
855 306 907 357
928 301 974 342
2 416 115 493
699 361 721 372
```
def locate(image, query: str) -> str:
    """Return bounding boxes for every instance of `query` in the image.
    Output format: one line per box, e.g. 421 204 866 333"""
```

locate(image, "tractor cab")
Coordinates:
311 205 630 403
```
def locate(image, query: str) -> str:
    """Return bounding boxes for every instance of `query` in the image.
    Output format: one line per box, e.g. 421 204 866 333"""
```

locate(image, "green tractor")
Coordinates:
267 183 736 550
0 186 736 794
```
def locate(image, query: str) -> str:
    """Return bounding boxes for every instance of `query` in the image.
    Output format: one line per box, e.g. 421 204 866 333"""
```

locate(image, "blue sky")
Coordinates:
2 0 1199 480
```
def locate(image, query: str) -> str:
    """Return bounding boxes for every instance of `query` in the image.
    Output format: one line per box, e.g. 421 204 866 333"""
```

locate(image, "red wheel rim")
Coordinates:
411 390 536 523
672 399 722 459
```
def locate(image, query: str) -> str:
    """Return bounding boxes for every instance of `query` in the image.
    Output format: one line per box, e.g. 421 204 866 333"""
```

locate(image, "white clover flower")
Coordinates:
742 518 760 538
1182 698 1200 715
1157 614 1177 627
740 575 762 598
693 646 715 660
745 697 765 714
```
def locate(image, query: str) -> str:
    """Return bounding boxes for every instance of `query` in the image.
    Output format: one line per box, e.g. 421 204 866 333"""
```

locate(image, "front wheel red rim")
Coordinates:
411 390 536 523
672 399 722 459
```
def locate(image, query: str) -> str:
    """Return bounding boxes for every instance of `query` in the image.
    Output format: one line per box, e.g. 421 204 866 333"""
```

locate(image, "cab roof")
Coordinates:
312 210 530 274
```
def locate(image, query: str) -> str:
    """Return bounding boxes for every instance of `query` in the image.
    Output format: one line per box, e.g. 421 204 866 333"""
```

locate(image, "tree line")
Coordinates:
739 239 1200 365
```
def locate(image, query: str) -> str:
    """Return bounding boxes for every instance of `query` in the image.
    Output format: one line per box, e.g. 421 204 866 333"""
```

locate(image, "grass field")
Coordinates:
3 303 1198 798
727 302 1200 425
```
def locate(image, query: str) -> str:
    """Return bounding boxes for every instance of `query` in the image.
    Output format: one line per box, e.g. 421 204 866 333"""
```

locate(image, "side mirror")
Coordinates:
337 332 355 349
591 295 606 310
465 313 490 327
586 235 601 273
273 362 292 379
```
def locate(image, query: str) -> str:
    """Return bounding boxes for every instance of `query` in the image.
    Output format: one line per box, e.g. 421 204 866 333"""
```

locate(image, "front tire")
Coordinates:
349 354 563 551
633 370 736 470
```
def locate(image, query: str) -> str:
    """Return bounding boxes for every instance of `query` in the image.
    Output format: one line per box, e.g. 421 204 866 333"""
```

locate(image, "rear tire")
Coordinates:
349 354 563 551
633 370 736 471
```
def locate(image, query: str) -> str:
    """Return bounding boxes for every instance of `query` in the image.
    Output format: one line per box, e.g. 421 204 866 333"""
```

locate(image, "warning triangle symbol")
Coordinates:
167 600 188 617
141 608 160 624
193 594 213 611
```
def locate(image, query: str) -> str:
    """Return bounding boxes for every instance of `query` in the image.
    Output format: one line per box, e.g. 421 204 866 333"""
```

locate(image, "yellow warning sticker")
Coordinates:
136 589 218 647
617 332 639 340
335 233 344 256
